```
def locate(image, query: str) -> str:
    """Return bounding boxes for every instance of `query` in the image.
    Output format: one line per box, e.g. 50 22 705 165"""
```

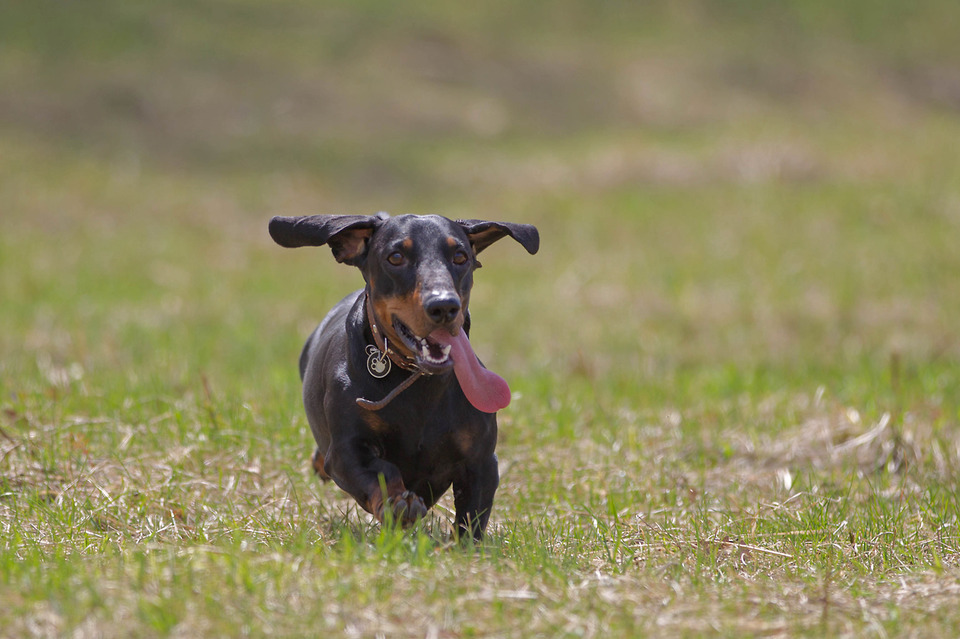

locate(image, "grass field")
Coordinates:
2 1 960 636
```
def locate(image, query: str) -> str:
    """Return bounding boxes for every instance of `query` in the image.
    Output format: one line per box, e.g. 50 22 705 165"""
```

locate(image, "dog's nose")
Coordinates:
424 294 461 325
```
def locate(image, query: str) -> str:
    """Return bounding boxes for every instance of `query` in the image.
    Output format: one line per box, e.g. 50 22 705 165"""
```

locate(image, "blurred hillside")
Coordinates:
2 0 960 389
2 0 960 217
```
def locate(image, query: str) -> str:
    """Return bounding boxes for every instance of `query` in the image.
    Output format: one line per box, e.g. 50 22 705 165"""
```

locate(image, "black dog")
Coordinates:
269 213 538 539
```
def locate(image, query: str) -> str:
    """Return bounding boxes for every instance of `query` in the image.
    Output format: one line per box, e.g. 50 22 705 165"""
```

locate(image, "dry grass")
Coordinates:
3 1 960 637
3 378 958 636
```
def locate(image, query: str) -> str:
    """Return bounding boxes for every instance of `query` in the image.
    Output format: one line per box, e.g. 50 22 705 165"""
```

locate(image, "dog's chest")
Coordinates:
375 409 493 469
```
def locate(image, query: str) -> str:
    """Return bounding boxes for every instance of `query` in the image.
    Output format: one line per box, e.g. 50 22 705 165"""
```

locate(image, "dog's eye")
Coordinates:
387 252 405 266
452 250 469 266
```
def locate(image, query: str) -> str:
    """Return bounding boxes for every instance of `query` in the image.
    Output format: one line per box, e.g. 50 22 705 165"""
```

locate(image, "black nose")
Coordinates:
424 294 461 325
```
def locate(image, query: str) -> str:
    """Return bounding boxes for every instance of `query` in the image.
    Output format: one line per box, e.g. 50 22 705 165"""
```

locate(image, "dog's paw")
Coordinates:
384 491 428 526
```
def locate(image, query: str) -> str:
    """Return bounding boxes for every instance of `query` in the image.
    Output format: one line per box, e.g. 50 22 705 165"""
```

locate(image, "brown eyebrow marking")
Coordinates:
402 238 414 250
446 236 458 247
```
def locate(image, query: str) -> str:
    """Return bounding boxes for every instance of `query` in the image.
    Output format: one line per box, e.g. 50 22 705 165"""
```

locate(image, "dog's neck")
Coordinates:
363 291 422 374
356 290 438 411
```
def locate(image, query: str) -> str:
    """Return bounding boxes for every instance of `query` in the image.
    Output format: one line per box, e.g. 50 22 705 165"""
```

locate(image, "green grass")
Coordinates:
3 1 960 636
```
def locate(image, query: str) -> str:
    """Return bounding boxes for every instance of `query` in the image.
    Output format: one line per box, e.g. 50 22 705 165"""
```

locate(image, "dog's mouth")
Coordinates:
389 313 512 413
392 318 454 371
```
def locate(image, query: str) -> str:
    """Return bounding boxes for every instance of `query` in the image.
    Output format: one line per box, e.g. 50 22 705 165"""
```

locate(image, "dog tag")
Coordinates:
366 345 391 378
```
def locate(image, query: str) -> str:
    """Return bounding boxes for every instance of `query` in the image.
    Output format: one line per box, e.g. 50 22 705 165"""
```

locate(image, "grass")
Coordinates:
2 1 960 636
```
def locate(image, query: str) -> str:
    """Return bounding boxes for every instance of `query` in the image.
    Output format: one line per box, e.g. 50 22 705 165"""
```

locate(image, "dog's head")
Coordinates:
269 213 539 372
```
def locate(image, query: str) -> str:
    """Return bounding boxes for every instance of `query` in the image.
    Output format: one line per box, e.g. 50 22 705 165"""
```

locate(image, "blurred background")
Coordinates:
2 0 959 419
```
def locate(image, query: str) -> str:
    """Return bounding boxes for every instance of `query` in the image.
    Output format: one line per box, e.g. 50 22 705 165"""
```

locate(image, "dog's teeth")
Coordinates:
414 337 452 365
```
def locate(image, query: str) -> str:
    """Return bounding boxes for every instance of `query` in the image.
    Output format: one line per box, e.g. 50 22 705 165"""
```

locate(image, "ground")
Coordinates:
1 1 960 636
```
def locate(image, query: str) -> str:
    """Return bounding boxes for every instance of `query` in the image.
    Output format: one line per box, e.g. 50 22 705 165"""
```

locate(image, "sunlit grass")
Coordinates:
3 0 960 636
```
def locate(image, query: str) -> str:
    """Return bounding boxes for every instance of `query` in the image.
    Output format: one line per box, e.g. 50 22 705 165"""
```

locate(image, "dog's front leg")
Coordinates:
452 454 499 541
322 437 427 526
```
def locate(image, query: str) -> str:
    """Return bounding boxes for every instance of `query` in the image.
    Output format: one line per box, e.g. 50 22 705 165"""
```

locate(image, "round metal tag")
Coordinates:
365 345 391 379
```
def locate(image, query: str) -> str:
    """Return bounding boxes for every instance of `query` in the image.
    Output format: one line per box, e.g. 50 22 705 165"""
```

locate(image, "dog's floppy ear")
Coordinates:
269 212 388 265
457 219 540 255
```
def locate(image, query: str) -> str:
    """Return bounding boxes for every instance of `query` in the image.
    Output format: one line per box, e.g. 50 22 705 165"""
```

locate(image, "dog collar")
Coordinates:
357 293 430 412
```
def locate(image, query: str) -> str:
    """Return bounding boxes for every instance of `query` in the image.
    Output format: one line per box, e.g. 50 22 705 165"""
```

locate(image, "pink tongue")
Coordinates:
429 329 511 413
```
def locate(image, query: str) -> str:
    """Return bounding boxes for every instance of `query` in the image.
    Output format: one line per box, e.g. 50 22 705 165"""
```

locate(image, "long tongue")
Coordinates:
429 329 511 413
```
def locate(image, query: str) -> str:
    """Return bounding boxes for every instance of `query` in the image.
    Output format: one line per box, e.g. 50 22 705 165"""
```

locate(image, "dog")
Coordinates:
269 212 539 539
